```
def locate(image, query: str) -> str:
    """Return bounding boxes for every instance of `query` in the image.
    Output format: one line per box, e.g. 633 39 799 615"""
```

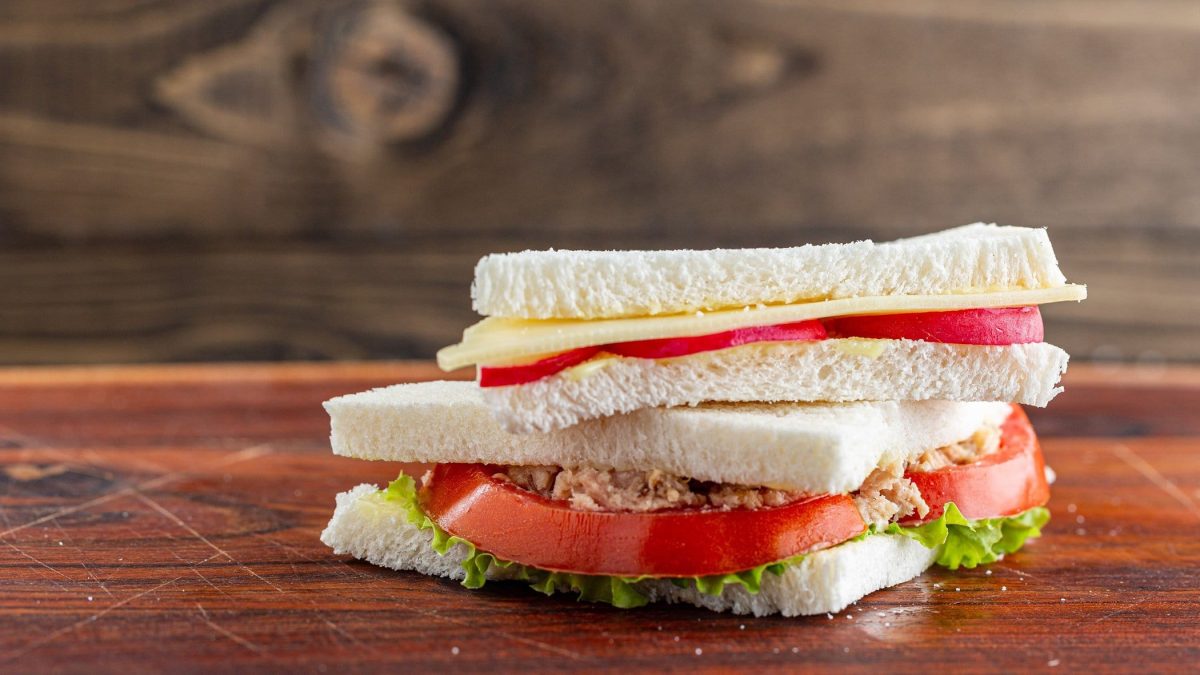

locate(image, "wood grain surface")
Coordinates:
1 362 1198 672
2 0 1200 363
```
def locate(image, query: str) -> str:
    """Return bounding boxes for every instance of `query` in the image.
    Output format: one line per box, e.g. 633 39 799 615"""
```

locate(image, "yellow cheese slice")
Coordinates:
437 285 1087 370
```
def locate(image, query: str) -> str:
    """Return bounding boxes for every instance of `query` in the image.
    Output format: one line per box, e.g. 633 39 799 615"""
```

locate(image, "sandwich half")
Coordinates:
321 382 1051 616
437 224 1087 432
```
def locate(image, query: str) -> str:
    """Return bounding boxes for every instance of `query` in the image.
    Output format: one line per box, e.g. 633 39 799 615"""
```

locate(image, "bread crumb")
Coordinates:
1048 659 1061 667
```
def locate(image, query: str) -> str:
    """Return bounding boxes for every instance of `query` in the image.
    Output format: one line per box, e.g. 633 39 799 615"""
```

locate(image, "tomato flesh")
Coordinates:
478 306 1043 387
826 306 1043 345
606 320 827 359
419 465 866 578
902 404 1049 525
478 346 601 387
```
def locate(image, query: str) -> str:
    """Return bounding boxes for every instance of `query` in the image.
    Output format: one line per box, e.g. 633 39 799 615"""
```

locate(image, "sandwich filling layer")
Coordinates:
494 422 1001 528
438 285 1086 373
476 306 1048 387
408 407 1040 583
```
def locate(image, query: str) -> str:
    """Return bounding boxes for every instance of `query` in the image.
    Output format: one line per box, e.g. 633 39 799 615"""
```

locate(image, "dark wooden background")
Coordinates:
2 0 1198 365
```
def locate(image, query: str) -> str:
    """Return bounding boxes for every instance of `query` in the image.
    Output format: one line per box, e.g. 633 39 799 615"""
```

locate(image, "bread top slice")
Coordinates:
325 380 1012 494
472 223 1069 320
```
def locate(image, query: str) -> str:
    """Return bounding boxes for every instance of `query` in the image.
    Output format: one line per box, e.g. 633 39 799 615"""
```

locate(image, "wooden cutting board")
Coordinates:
1 363 1198 672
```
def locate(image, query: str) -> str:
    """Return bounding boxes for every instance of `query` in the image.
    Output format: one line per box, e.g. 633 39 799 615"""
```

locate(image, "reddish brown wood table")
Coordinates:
2 363 1198 672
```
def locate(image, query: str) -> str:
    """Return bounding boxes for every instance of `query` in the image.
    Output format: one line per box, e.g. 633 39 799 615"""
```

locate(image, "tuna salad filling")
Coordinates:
498 465 803 512
495 423 1004 527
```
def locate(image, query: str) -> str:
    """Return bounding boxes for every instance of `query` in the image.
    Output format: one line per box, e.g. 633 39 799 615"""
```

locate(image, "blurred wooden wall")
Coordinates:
1 0 1197 365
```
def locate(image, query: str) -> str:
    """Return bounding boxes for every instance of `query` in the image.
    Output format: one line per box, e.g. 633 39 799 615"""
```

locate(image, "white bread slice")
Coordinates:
473 224 1068 319
320 484 939 617
324 381 1011 493
482 340 1068 432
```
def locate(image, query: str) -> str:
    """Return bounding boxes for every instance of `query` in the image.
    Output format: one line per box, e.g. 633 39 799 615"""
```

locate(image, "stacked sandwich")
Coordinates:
322 223 1086 616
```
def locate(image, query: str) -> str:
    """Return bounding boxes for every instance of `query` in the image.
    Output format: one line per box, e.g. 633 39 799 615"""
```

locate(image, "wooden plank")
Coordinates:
1 228 1197 364
4 0 1200 238
0 362 1197 670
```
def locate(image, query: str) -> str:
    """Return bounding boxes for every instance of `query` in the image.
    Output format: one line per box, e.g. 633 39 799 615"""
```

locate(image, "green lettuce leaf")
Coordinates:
886 502 1050 570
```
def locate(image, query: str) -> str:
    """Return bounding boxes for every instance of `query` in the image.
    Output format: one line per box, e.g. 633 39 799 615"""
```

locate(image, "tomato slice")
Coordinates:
419 465 866 577
826 306 1043 345
902 404 1049 525
478 347 601 387
606 320 826 359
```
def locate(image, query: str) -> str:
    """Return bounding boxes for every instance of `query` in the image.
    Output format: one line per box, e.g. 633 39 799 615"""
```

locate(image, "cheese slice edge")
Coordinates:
438 285 1087 370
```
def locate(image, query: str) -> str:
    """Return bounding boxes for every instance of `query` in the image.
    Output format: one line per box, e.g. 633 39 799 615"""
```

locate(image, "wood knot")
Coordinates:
311 3 460 156
155 0 460 158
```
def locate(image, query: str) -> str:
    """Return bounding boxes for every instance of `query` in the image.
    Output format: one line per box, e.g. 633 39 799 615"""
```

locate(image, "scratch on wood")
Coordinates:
1086 595 1150 626
1111 444 1200 522
190 568 229 596
2 541 74 593
0 577 181 664
195 603 265 654
2 540 72 581
133 491 286 594
0 443 275 540
52 520 116 600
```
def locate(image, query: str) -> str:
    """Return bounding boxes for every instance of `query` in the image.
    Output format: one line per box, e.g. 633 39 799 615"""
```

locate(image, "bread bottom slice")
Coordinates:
321 484 939 617
482 339 1068 432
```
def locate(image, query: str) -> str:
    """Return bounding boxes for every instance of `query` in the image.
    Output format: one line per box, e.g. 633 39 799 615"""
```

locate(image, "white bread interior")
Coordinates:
325 381 1011 493
472 223 1068 319
320 484 939 617
482 339 1068 432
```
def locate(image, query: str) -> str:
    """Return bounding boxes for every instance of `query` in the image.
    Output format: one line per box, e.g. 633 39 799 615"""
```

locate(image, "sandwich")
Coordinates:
436 223 1086 432
320 383 1051 616
321 223 1083 615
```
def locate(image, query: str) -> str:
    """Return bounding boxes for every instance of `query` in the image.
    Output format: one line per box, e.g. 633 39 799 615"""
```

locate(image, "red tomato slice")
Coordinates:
827 306 1043 345
478 347 601 387
902 404 1049 525
419 465 866 578
605 320 826 359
